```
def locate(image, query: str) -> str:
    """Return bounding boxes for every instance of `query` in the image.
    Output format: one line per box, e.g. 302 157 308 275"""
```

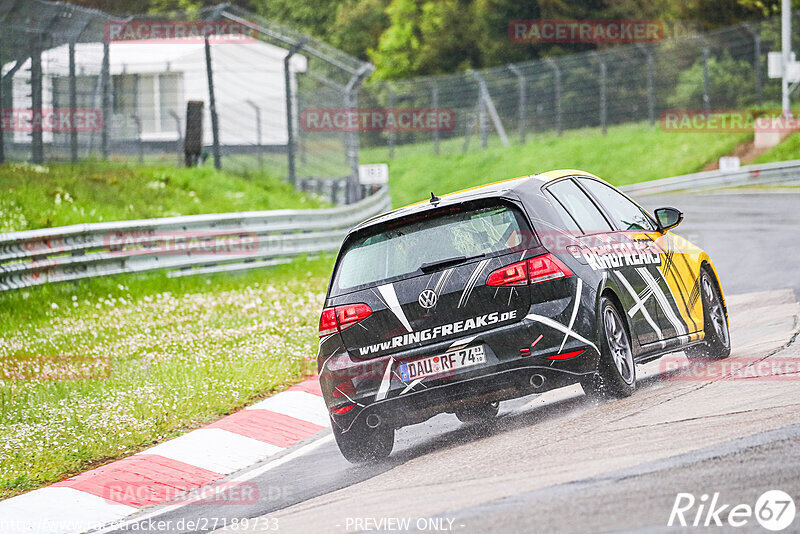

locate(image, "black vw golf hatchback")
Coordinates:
318 170 730 462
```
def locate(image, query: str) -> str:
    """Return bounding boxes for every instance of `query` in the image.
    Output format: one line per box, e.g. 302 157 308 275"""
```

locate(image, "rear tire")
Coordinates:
685 268 730 361
332 419 394 464
582 297 636 399
455 401 500 424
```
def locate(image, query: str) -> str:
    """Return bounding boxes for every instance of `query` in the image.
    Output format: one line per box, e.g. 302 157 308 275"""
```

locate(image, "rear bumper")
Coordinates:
341 361 594 432
321 313 601 433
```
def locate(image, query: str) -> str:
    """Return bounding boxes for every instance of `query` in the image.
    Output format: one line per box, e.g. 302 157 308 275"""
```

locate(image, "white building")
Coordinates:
4 37 307 148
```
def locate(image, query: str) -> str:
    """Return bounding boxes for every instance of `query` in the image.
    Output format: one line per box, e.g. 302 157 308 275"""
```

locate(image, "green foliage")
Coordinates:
667 52 757 109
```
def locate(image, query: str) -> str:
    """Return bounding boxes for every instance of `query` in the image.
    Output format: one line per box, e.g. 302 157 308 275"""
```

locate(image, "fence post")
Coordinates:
429 81 440 155
386 83 395 159
245 100 263 170
469 70 509 147
101 38 110 160
68 41 78 163
0 38 5 164
637 45 655 127
599 60 607 136
344 64 373 204
743 25 763 106
284 39 307 189
30 38 44 164
508 64 526 144
701 46 711 111
168 110 182 167
545 58 562 135
204 36 222 170
131 114 143 164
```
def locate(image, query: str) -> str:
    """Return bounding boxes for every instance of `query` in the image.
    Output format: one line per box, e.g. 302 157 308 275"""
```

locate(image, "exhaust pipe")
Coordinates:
530 374 546 389
366 413 382 429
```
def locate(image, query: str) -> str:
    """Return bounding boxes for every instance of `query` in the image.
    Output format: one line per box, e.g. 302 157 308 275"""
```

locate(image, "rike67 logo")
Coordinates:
669 490 796 531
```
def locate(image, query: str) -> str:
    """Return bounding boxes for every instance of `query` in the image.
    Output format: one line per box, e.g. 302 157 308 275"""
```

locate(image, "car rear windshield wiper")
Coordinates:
419 253 484 273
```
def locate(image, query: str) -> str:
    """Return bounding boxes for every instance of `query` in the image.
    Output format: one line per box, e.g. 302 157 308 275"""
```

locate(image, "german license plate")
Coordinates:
399 345 485 382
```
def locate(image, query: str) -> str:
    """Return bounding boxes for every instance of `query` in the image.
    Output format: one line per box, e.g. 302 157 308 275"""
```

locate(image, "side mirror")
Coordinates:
654 207 683 233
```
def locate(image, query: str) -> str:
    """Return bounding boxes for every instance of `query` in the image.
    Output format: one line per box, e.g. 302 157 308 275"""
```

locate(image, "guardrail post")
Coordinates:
285 39 307 189
101 38 111 160
204 36 222 170
68 41 78 163
508 65 526 144
545 58 562 136
31 37 44 164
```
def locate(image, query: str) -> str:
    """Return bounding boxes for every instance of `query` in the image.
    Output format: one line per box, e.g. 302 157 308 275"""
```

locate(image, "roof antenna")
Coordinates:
430 192 440 203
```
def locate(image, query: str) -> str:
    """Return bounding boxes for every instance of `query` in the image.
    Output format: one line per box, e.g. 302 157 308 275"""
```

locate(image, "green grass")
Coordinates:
0 161 326 233
361 123 750 207
755 132 800 164
0 256 334 499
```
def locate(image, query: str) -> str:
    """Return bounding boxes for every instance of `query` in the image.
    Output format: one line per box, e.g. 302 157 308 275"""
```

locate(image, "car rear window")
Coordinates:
333 203 530 292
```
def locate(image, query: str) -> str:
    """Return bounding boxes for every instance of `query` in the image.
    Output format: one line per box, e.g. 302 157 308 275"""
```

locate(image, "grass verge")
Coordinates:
361 123 750 207
0 161 325 233
0 256 333 500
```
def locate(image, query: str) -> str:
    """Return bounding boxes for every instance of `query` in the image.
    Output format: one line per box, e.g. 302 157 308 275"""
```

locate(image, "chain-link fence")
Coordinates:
359 16 790 158
0 0 372 203
0 2 794 203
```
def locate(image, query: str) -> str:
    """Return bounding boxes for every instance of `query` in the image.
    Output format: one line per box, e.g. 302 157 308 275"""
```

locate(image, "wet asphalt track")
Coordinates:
104 190 800 534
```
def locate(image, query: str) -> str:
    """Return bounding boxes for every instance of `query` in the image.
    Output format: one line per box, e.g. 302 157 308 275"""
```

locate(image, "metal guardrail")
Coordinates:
0 187 391 291
621 159 800 196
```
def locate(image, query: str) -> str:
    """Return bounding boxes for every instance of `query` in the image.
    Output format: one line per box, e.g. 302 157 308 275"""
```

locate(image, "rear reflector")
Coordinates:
319 303 372 337
486 253 574 287
545 349 585 360
331 404 355 415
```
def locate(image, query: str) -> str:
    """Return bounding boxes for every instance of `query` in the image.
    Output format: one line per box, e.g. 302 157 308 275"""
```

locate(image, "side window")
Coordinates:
544 190 582 234
579 179 657 231
546 179 613 234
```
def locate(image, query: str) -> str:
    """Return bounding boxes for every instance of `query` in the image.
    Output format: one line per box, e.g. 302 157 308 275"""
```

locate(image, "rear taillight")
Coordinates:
486 253 573 287
528 253 573 284
486 262 528 287
318 303 372 337
319 309 339 337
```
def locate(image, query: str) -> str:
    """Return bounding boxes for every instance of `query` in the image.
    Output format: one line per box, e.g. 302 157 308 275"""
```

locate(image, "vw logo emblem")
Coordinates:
418 289 438 309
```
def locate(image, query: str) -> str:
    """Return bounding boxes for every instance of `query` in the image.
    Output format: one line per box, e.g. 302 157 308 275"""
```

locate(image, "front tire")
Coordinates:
685 268 730 361
332 418 394 464
582 297 636 399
